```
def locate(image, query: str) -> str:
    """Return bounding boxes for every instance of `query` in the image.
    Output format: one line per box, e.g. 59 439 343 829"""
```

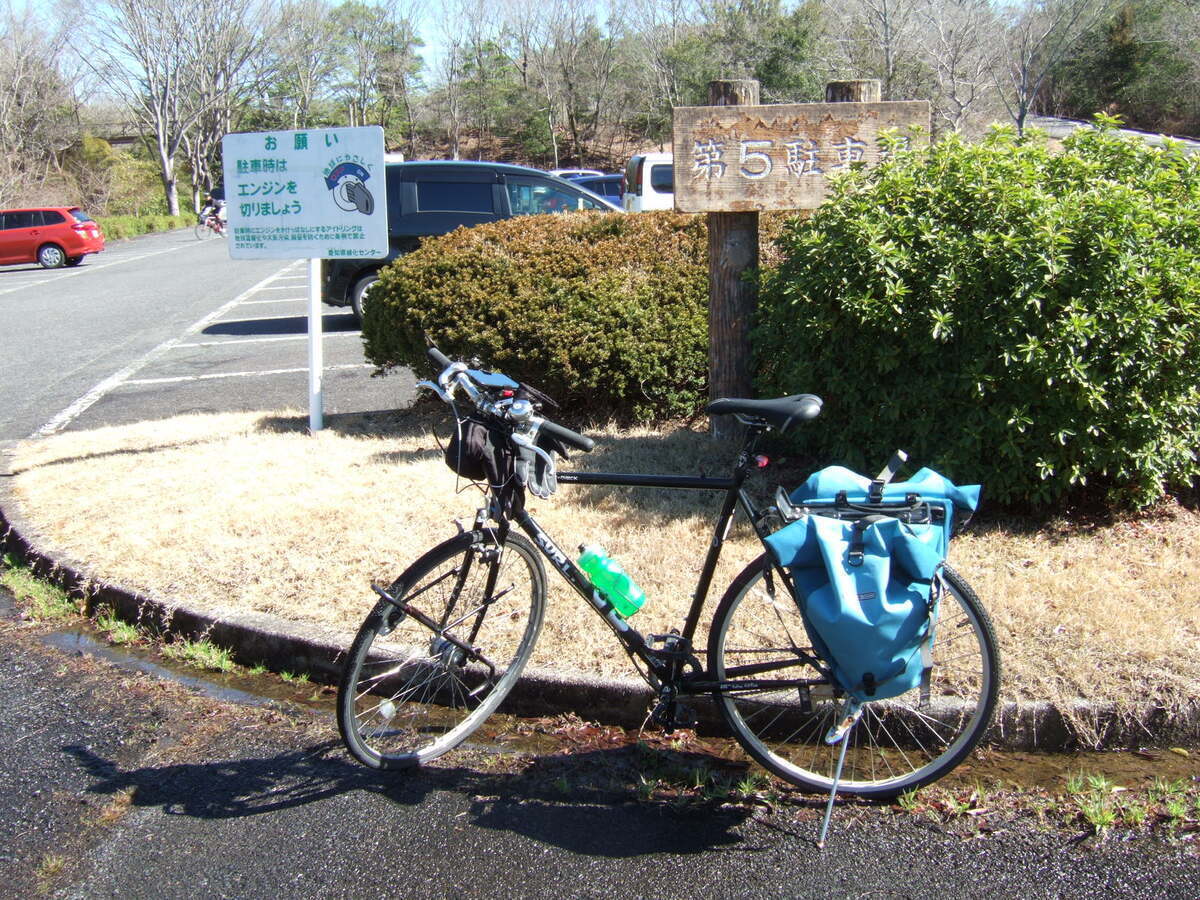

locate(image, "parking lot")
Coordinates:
0 231 415 441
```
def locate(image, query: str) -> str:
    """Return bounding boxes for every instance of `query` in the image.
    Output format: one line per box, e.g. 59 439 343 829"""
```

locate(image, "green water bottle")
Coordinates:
577 544 646 618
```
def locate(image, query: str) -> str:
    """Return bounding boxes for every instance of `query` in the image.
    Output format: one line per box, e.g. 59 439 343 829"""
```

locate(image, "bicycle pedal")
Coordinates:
673 703 697 729
651 700 697 732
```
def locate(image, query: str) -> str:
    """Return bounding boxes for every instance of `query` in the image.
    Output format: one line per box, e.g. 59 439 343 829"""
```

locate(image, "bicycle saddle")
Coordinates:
706 394 823 432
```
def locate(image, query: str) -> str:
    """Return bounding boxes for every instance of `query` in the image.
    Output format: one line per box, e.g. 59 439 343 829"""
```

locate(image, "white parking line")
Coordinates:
124 363 371 386
240 297 307 305
175 333 360 348
33 263 299 436
0 239 208 297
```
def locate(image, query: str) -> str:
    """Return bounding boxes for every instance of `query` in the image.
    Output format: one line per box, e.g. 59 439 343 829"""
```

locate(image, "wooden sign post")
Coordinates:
701 80 759 439
674 80 929 436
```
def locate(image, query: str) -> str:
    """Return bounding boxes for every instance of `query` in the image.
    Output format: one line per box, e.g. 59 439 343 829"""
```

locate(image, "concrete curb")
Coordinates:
2 447 1197 752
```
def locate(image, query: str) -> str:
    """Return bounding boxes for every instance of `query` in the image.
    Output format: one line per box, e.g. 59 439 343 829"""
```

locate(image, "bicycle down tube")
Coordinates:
513 439 778 684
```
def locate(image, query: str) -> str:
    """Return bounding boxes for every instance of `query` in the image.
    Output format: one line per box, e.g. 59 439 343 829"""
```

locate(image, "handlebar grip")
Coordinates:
427 345 453 372
540 418 594 453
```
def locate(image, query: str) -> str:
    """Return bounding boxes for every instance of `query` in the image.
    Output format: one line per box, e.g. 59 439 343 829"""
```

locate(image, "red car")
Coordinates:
0 206 105 268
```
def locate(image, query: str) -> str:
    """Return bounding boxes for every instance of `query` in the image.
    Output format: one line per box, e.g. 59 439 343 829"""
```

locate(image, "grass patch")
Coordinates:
161 638 235 672
36 853 66 880
898 768 1200 838
1 555 76 621
95 611 141 646
87 787 137 827
7 409 1200 742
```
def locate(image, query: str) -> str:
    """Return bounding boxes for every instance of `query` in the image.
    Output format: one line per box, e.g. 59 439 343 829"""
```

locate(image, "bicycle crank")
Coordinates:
650 687 697 733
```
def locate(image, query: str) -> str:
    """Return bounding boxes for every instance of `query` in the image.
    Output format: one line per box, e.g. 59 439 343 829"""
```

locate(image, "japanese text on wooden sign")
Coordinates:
672 101 929 213
221 125 388 259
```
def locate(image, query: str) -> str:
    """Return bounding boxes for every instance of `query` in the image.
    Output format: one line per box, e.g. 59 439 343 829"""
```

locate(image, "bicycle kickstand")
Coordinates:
816 698 862 849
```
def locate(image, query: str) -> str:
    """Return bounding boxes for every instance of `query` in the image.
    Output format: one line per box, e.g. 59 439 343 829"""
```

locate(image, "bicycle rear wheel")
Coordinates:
708 557 999 799
338 530 545 769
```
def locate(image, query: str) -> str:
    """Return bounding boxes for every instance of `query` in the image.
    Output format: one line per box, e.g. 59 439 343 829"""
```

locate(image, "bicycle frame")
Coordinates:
497 424 811 695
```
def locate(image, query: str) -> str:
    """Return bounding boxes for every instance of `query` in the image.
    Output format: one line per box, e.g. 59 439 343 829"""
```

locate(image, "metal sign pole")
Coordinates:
308 257 323 432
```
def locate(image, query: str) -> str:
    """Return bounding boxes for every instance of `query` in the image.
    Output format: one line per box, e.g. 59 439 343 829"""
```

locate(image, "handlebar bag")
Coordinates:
765 466 980 703
444 416 513 488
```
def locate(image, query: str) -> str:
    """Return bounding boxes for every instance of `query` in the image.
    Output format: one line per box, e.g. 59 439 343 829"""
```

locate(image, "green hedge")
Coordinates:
363 212 711 422
755 121 1200 508
97 215 193 240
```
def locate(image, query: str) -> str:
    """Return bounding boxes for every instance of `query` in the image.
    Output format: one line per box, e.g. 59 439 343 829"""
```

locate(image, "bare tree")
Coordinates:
627 0 703 114
84 0 234 214
183 0 274 210
996 0 1115 133
331 0 422 128
376 14 424 154
828 0 925 100
432 29 469 158
456 0 502 154
274 0 342 129
500 0 561 164
0 2 80 206
506 0 621 165
916 0 1002 135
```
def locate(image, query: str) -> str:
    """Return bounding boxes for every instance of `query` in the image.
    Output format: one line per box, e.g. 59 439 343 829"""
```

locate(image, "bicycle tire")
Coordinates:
194 221 211 240
708 557 999 799
337 530 546 769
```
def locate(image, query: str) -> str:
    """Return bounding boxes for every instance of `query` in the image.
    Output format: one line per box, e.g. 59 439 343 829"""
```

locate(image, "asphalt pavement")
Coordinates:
2 588 1197 899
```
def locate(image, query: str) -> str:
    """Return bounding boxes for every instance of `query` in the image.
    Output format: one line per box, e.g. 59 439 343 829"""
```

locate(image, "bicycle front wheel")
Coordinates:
194 221 211 239
709 557 999 799
338 530 546 769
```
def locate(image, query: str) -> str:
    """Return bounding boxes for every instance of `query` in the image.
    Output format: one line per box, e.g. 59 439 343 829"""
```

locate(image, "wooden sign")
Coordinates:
672 101 929 213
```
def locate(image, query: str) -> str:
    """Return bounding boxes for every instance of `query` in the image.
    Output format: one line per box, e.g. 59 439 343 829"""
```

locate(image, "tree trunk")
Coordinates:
156 143 179 216
706 79 760 439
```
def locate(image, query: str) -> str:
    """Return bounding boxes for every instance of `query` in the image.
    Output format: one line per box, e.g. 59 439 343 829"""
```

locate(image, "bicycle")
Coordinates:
194 213 226 239
337 347 1000 800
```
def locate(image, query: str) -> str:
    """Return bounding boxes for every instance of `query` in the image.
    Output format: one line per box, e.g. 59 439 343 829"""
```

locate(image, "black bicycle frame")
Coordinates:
507 426 789 688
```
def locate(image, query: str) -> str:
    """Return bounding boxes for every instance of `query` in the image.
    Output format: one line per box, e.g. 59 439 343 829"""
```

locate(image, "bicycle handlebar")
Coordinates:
427 345 453 372
421 344 593 453
539 417 594 453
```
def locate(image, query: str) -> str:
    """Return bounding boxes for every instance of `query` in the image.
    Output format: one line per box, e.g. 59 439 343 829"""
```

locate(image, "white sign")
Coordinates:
221 126 388 259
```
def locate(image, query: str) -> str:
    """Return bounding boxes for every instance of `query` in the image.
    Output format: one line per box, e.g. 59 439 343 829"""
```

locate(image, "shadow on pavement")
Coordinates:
203 313 359 336
63 741 756 857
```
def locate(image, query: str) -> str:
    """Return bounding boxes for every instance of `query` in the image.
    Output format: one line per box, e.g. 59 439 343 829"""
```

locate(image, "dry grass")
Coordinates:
9 408 1200 733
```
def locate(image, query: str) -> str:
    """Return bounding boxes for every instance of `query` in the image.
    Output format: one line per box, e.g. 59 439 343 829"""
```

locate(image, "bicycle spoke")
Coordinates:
338 533 545 768
711 559 998 797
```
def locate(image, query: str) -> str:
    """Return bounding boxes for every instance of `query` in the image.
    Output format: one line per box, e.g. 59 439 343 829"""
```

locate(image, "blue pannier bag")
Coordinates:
763 460 980 704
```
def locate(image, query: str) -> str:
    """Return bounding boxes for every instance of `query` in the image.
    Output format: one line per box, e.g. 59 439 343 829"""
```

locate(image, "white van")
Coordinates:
622 152 674 211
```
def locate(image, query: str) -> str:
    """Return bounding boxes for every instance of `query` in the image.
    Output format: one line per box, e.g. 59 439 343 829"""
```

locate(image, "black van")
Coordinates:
324 160 619 321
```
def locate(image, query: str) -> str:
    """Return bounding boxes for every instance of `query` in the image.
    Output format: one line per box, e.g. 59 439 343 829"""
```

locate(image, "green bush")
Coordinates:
97 214 192 240
364 211 711 422
755 121 1200 508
